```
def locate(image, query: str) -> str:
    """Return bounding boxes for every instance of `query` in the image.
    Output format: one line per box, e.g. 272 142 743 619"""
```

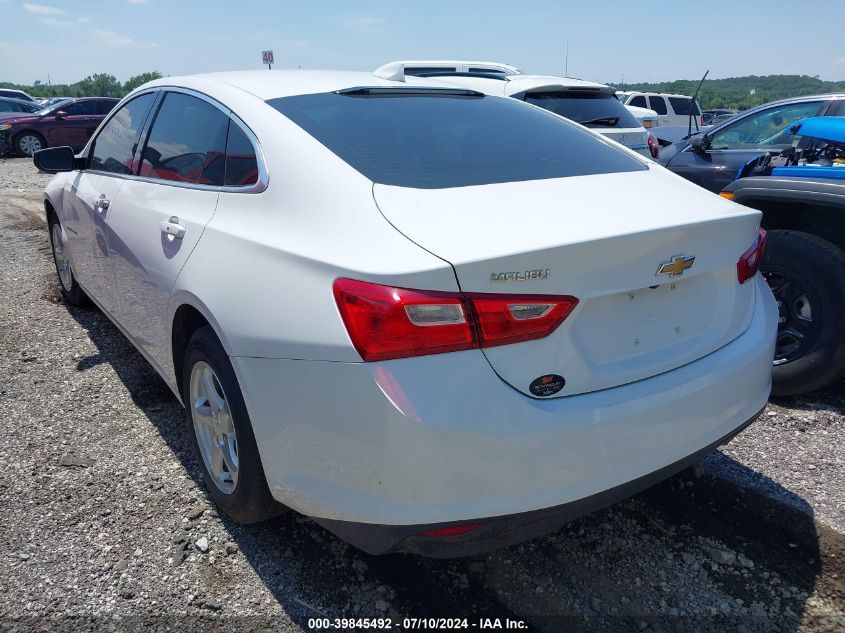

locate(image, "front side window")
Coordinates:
268 89 646 189
523 91 641 129
648 96 668 115
709 101 822 150
62 101 97 116
89 92 156 174
140 92 229 185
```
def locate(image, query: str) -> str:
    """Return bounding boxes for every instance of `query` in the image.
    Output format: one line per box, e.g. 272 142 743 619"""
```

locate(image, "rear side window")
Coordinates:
90 93 156 174
404 67 456 76
141 92 229 185
268 90 646 189
668 97 701 116
96 100 118 115
523 91 641 129
225 122 259 186
629 96 647 108
648 97 667 115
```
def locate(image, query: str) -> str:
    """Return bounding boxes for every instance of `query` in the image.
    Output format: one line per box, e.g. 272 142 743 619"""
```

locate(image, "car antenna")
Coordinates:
688 70 709 138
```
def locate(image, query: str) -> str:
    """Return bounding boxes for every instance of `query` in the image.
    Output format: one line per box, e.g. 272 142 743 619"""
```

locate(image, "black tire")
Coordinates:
47 212 92 308
182 326 282 524
762 230 845 396
14 130 46 157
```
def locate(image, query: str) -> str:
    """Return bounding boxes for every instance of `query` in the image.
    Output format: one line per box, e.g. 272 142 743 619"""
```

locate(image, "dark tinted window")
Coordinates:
96 99 119 115
629 96 647 108
268 90 645 189
648 96 667 115
225 122 259 186
832 100 845 117
668 97 701 116
90 93 156 174
523 91 641 129
61 101 97 116
468 67 506 73
141 92 228 185
0 89 32 101
0 99 33 113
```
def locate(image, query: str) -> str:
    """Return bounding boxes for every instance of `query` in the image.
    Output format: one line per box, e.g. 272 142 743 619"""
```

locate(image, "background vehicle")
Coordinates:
36 70 775 557
379 61 653 156
0 88 36 102
0 97 41 114
721 117 845 395
660 94 845 193
398 59 521 75
618 91 703 127
708 112 738 126
703 108 739 125
0 97 118 156
38 96 72 108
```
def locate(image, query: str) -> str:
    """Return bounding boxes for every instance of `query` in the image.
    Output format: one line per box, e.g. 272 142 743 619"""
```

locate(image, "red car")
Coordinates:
0 97 119 157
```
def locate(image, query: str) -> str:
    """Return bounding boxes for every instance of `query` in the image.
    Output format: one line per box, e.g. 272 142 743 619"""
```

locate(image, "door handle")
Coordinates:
160 216 186 240
94 194 110 213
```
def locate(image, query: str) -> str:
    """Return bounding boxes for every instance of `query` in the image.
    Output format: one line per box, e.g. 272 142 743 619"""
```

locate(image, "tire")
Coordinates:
47 212 92 308
762 230 845 396
15 131 46 157
182 326 282 524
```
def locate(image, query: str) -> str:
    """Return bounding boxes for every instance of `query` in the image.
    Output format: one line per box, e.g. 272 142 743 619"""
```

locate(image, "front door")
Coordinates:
47 100 100 151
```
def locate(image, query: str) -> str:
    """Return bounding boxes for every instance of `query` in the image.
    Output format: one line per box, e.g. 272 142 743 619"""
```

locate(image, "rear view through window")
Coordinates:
523 91 641 130
268 89 646 189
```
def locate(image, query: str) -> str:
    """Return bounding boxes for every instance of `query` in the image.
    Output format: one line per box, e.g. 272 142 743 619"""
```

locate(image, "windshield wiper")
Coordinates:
579 116 619 127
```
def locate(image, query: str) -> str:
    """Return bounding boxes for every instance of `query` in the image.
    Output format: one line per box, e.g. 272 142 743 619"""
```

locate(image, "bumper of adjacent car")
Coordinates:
232 276 777 555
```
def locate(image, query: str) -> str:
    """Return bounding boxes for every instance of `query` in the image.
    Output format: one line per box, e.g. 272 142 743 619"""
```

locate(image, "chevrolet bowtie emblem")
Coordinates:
656 254 695 277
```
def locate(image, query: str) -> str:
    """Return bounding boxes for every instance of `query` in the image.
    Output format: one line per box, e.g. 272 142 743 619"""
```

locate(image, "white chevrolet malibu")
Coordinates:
35 70 777 556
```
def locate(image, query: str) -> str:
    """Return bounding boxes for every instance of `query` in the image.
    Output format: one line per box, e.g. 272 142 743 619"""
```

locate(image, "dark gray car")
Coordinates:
659 94 845 193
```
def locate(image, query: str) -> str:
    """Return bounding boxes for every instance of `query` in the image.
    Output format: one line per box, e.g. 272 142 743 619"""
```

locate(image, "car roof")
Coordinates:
142 70 442 101
401 71 614 96
0 96 37 105
624 91 696 99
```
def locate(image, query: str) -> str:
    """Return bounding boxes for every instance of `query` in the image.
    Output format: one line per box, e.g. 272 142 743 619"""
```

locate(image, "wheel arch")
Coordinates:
740 197 845 252
168 293 234 403
12 128 46 152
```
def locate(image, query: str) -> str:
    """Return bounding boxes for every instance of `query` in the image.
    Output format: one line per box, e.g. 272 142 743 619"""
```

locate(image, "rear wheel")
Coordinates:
47 213 91 307
762 230 845 396
182 326 282 524
15 131 46 157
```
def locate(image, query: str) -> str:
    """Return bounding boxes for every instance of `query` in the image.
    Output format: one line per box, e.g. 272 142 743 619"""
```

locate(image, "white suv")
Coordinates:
380 61 652 157
617 91 703 128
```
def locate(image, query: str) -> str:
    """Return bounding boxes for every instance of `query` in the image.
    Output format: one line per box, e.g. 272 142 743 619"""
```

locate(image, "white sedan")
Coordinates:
36 70 777 556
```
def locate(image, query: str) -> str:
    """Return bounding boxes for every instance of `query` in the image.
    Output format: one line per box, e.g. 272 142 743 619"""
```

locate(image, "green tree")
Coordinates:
123 71 163 94
77 73 123 97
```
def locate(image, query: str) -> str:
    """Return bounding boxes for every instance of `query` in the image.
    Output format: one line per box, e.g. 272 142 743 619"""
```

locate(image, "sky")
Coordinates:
2 0 845 86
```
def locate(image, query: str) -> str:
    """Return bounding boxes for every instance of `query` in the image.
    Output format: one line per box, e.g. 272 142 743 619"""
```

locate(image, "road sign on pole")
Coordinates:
262 50 274 70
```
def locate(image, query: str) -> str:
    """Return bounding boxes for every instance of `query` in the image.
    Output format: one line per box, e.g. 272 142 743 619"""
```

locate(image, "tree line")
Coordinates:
615 74 845 110
0 72 163 99
2 72 844 109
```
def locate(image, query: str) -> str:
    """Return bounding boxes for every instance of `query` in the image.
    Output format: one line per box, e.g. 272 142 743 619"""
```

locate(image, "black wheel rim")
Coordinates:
762 264 822 365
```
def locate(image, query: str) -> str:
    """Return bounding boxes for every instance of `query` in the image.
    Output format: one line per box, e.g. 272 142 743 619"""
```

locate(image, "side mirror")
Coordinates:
33 146 76 173
54 110 68 119
690 134 710 153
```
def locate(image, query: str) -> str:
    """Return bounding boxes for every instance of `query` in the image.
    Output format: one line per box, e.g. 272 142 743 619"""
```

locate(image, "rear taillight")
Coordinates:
419 523 481 538
333 278 578 361
737 228 766 284
647 133 660 159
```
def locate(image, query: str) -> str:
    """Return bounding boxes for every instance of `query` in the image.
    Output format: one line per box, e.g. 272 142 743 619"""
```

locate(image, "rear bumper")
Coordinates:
316 405 764 556
232 276 776 550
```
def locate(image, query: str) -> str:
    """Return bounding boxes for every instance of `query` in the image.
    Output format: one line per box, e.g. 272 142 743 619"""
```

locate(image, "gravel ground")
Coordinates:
1 156 844 632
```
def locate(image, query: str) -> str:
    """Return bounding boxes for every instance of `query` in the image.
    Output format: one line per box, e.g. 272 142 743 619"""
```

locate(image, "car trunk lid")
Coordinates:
373 168 762 397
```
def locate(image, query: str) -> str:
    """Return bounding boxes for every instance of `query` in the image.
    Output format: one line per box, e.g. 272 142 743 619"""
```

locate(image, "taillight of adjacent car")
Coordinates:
737 228 766 284
333 278 578 361
647 133 660 159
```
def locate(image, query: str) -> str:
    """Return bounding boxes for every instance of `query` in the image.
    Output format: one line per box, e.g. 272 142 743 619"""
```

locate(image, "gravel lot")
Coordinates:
1 156 844 632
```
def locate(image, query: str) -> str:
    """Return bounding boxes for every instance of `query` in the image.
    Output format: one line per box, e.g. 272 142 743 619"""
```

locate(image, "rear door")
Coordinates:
668 100 826 192
107 91 228 367
648 96 670 125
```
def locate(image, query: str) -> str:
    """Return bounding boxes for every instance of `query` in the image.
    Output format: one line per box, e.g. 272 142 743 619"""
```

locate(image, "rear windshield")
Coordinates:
668 97 701 116
267 90 646 189
523 91 641 129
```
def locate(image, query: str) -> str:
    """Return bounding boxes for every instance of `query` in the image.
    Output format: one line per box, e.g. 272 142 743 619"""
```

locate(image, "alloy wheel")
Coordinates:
18 134 43 156
190 360 239 493
51 223 73 292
